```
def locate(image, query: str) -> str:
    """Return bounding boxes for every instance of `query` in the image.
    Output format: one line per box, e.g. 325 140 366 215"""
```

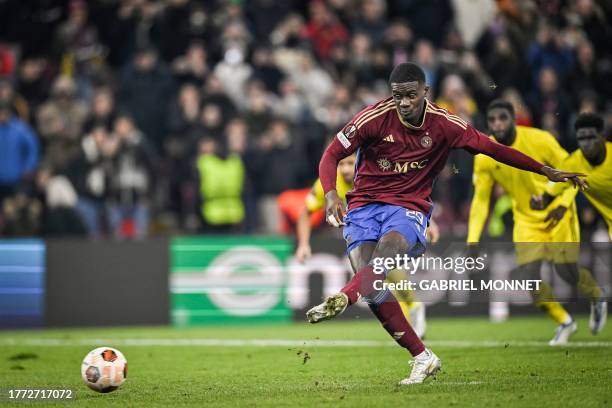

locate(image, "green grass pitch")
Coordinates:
1 316 611 407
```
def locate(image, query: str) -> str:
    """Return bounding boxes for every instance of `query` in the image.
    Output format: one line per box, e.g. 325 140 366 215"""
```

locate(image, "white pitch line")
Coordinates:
432 381 484 385
0 339 611 348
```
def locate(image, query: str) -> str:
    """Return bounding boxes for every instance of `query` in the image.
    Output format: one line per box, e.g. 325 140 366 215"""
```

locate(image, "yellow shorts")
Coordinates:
513 215 580 265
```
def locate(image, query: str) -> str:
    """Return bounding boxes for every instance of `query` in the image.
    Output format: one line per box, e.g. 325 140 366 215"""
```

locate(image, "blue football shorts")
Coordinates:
342 203 429 257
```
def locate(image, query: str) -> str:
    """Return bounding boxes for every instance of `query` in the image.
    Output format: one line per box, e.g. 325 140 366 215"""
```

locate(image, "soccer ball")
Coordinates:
81 347 127 393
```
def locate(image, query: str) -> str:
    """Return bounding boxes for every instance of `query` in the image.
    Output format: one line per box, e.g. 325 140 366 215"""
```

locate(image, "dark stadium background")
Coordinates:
0 0 611 329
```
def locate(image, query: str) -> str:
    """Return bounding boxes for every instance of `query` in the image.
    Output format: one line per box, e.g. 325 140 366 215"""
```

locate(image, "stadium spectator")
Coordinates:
171 40 209 87
199 103 226 142
0 78 29 122
245 0 292 43
502 88 533 127
150 0 198 63
201 75 237 123
572 0 612 58
250 46 285 94
527 66 571 145
351 0 388 44
393 0 454 47
168 83 200 130
100 0 162 68
15 57 50 121
83 86 116 133
569 39 612 105
107 113 157 239
1 0 611 239
382 19 412 68
68 125 116 238
348 33 376 86
213 42 252 109
53 0 106 100
164 84 201 230
413 40 438 88
0 99 40 204
118 45 175 153
36 75 87 172
288 51 334 113
35 164 86 236
196 135 245 233
252 117 307 233
435 74 478 121
269 13 305 49
483 34 524 93
274 78 308 123
243 80 274 139
527 22 574 85
1 191 41 236
302 1 349 62
452 0 496 48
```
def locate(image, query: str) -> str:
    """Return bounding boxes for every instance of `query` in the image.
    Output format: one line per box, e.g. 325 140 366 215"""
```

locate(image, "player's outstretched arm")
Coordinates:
459 128 587 191
539 166 587 190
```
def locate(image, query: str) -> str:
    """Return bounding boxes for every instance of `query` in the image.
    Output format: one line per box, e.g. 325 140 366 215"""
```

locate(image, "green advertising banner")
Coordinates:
170 236 292 326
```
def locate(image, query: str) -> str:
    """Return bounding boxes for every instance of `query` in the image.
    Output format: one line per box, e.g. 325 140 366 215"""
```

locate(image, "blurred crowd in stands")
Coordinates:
0 0 611 240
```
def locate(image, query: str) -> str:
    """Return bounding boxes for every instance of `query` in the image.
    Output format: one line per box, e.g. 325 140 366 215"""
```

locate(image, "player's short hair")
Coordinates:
388 63 426 85
486 99 515 117
574 112 604 132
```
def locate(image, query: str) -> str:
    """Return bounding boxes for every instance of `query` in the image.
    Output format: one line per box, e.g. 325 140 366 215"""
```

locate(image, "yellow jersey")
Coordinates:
306 172 353 212
546 142 612 239
468 126 578 243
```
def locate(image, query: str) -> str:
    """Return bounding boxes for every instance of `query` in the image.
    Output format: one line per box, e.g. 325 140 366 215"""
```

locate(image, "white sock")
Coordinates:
415 349 431 361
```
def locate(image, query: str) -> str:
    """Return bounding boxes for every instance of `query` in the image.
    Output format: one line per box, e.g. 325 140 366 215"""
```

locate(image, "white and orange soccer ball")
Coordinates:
81 347 127 393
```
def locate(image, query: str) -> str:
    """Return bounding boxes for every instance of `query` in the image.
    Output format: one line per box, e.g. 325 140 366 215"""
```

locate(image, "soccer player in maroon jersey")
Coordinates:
306 63 586 385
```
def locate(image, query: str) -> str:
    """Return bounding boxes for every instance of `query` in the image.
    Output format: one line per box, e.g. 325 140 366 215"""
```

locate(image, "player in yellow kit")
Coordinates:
533 113 612 238
531 112 609 334
468 99 603 345
294 153 437 339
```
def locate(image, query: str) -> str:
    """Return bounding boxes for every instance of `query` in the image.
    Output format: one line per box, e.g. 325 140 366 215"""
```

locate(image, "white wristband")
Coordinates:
327 214 341 228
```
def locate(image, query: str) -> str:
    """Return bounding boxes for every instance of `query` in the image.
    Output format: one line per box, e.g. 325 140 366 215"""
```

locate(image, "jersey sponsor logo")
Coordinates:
393 159 429 172
377 157 429 172
383 134 395 143
377 157 392 171
336 131 351 148
421 134 432 148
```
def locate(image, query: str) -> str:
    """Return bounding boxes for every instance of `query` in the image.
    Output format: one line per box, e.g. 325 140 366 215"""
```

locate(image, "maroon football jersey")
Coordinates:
324 97 541 214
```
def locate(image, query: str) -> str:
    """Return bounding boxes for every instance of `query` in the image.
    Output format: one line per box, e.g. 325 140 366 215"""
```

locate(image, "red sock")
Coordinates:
341 265 425 356
369 295 425 356
340 264 380 304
